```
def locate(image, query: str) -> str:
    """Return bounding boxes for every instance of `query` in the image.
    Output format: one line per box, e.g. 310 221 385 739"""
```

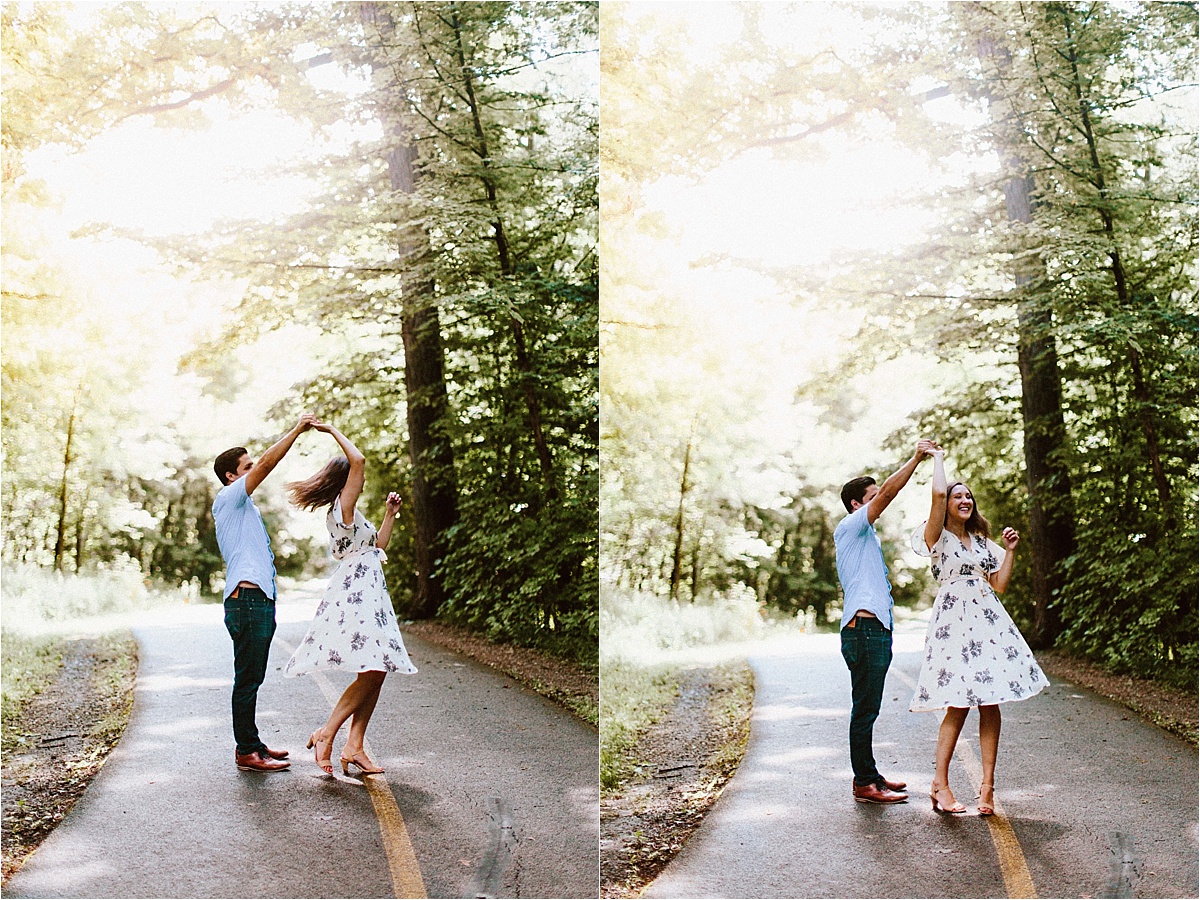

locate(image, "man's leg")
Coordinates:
842 619 892 786
225 592 277 756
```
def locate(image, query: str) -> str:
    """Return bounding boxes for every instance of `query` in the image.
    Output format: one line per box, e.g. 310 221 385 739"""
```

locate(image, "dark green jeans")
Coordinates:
840 616 893 786
224 588 276 756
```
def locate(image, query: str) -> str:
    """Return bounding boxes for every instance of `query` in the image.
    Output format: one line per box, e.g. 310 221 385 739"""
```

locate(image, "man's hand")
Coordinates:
297 412 319 433
868 441 937 524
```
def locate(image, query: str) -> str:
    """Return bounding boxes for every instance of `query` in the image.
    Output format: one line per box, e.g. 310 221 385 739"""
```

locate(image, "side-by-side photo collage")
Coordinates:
2 3 1196 899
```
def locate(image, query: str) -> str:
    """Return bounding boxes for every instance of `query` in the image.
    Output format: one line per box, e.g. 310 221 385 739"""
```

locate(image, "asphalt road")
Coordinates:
5 591 599 899
643 625 1198 900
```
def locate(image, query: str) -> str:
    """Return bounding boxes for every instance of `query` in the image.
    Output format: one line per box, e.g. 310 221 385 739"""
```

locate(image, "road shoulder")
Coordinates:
1036 649 1198 746
600 659 753 898
403 620 598 725
1 632 137 884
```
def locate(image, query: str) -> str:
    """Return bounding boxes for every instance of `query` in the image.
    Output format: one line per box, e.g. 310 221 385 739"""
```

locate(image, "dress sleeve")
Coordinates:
982 538 1005 573
910 522 936 558
331 494 354 529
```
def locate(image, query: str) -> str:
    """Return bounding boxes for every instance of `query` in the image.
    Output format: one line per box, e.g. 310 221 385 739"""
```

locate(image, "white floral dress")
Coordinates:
909 524 1047 712
285 495 417 677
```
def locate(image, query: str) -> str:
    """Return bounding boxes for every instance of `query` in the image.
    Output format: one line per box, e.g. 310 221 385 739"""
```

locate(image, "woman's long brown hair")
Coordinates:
944 482 991 540
286 457 351 512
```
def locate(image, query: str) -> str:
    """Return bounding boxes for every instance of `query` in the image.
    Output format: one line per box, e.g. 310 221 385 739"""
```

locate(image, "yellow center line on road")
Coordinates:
277 638 427 899
890 665 1038 899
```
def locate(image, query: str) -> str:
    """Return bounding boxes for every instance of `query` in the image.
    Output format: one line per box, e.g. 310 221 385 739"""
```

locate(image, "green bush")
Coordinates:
600 585 787 661
439 488 598 668
2 563 188 630
1057 520 1198 689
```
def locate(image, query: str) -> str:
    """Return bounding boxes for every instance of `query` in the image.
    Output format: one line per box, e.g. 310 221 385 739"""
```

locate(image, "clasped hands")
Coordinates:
915 438 944 459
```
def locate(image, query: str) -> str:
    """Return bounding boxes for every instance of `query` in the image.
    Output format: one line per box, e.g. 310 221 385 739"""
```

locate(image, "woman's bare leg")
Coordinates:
343 671 387 761
978 704 1001 811
309 672 383 769
933 706 970 808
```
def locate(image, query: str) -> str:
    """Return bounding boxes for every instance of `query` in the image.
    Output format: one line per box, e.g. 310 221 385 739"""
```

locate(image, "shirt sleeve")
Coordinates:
848 503 872 534
213 477 248 514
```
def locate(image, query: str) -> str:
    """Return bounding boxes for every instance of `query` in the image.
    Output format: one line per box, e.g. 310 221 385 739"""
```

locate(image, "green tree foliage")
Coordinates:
872 2 1197 683
4 3 599 668
600 3 916 619
2 4 305 589
166 2 599 660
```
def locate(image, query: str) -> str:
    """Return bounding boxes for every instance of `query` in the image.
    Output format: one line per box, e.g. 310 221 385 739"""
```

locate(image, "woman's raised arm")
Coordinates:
317 424 366 524
923 449 948 551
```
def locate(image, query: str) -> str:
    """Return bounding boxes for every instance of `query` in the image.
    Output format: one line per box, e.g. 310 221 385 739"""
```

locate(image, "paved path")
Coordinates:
643 626 1198 899
6 593 598 899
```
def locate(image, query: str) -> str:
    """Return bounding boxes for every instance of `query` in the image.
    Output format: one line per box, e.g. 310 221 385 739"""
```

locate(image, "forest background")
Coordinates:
2 0 1196 691
600 1 1197 689
2 1 599 666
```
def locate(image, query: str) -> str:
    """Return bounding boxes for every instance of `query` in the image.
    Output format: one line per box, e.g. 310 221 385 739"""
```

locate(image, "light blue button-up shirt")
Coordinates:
212 476 277 600
834 503 893 630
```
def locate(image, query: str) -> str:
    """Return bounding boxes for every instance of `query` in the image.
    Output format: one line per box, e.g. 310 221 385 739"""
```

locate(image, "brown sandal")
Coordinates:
930 785 967 814
340 753 384 776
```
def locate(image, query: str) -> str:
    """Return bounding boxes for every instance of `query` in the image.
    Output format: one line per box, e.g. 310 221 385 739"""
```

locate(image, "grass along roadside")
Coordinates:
1 565 185 884
600 584 768 896
1 630 139 884
0 633 64 751
600 659 753 898
601 658 679 790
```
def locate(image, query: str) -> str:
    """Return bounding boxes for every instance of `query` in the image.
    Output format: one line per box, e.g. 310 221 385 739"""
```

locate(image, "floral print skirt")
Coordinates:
285 551 417 677
910 577 1047 712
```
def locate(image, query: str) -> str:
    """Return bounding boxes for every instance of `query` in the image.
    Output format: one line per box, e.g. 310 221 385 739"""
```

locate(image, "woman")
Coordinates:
909 447 1048 815
283 422 417 776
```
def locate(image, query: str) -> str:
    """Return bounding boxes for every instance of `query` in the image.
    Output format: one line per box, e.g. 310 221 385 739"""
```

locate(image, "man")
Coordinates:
212 413 318 772
834 439 936 804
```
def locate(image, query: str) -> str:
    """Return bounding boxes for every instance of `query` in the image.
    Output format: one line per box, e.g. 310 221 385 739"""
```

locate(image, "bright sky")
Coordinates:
21 64 367 542
612 2 1000 533
25 102 331 414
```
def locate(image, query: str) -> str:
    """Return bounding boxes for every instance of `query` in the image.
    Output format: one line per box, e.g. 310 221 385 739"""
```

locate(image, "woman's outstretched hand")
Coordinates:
1000 527 1020 551
385 492 403 515
313 421 333 433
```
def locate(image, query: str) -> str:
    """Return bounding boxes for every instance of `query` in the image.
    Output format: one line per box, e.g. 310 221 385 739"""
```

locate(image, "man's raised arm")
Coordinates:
245 413 318 496
866 440 936 524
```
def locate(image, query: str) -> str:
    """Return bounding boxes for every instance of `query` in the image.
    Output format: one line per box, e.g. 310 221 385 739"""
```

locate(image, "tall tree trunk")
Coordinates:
390 148 460 620
973 14 1077 649
669 424 695 602
53 390 80 571
73 489 87 572
362 3 460 619
1013 276 1076 649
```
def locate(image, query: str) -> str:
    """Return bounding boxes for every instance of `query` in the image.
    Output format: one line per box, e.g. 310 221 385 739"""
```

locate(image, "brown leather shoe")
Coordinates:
262 747 290 760
853 781 908 804
236 751 290 772
878 775 907 791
